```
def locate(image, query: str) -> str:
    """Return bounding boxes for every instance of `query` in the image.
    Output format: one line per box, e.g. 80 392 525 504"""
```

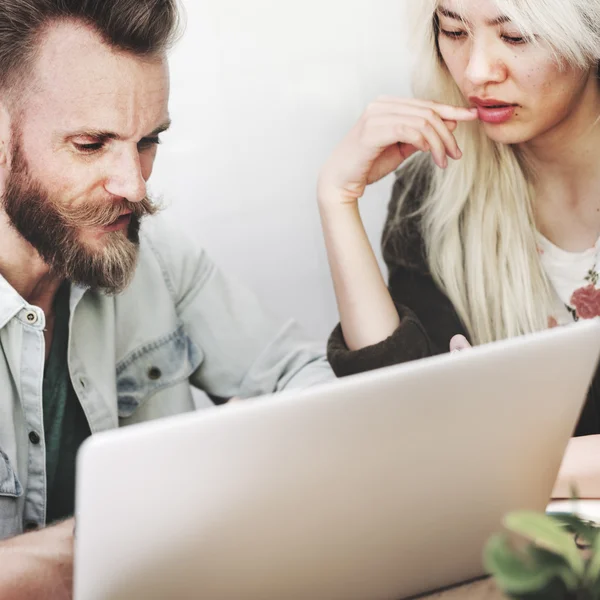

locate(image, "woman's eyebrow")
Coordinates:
437 6 512 27
437 6 463 21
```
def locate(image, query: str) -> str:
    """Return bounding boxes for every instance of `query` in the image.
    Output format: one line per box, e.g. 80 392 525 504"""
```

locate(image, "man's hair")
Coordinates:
0 0 181 93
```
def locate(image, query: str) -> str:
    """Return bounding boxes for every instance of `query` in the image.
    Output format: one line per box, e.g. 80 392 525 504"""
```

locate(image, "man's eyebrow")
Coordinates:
147 120 172 137
436 6 512 27
62 129 118 141
64 119 172 141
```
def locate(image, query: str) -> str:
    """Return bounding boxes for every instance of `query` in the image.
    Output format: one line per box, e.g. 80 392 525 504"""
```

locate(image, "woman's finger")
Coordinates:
365 102 464 160
408 108 462 160
450 335 472 353
374 97 478 122
368 115 452 169
406 99 479 122
360 115 431 153
400 116 450 168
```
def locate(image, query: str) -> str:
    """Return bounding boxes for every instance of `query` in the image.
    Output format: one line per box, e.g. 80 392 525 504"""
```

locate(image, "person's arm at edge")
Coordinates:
552 435 600 499
0 518 74 600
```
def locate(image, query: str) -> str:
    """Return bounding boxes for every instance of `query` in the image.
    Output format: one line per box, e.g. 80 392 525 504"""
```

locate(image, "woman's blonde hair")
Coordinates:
387 0 600 345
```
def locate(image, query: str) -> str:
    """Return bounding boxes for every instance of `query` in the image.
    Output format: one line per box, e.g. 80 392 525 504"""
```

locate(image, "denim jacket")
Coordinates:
0 213 334 539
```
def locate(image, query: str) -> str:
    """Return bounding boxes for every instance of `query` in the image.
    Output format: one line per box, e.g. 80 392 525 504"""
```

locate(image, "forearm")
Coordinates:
316 99 477 351
318 196 400 350
552 435 600 499
0 519 74 600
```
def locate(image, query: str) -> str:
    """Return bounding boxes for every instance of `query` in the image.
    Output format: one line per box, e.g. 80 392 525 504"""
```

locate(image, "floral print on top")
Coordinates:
537 233 600 325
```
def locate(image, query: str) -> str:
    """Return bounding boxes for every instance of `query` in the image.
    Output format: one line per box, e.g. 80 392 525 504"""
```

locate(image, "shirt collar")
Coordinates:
69 283 88 313
0 273 26 330
0 273 89 331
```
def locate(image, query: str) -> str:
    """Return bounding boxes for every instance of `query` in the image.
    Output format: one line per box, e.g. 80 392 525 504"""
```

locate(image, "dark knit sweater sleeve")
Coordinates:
327 303 432 378
327 157 469 377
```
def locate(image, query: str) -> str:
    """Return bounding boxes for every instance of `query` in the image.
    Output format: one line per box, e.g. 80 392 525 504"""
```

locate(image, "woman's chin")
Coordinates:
481 122 537 146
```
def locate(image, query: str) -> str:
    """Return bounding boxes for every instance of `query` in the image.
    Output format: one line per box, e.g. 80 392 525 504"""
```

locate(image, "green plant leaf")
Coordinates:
585 524 600 585
551 512 596 534
504 511 585 576
590 574 600 600
510 582 574 600
484 534 565 594
551 513 600 547
529 547 580 592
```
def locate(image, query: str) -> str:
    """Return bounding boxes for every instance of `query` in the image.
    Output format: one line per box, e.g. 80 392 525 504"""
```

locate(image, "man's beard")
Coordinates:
2 139 158 294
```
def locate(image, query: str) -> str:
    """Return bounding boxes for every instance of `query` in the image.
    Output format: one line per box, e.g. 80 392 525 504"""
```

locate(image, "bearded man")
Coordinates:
0 1 333 597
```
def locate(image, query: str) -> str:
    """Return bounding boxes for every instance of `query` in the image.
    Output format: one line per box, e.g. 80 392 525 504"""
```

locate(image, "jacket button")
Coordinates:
28 431 41 445
147 367 162 381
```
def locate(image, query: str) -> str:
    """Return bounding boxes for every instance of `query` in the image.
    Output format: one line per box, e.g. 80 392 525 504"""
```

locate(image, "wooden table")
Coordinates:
411 499 600 600
418 578 506 599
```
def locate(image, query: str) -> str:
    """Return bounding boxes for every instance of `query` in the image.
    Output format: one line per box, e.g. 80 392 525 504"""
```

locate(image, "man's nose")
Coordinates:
104 148 147 203
464 39 508 88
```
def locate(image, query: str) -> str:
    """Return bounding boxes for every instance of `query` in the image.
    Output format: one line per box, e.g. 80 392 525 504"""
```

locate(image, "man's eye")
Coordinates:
137 136 161 151
440 29 467 40
74 142 104 154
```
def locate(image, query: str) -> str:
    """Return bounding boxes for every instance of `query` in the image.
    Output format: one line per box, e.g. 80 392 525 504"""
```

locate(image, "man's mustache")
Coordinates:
56 196 159 228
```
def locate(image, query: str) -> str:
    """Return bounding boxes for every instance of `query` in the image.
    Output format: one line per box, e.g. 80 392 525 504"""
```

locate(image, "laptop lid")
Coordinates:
74 319 600 600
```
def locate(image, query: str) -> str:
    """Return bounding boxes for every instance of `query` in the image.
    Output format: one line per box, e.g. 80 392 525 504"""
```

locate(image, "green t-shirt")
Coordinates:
42 282 91 524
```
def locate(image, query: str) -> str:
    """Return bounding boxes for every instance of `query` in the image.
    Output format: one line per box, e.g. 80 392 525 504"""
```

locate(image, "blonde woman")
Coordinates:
318 0 600 492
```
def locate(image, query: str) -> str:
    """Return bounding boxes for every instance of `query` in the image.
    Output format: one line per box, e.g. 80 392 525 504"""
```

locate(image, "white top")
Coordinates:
537 233 600 326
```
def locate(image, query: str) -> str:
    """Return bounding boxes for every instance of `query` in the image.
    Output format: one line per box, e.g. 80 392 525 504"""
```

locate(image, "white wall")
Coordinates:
151 0 413 341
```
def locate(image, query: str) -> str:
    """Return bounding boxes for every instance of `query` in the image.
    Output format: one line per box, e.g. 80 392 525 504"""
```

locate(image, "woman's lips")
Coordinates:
475 104 517 125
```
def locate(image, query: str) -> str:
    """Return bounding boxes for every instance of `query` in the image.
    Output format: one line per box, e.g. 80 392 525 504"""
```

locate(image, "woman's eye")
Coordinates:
440 29 467 40
502 34 528 45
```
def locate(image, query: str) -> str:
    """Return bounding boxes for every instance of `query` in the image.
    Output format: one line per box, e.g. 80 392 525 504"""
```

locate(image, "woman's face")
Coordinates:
436 0 597 145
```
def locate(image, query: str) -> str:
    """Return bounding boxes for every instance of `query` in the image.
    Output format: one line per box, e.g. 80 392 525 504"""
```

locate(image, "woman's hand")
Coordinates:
316 97 477 351
553 435 600 499
318 97 478 206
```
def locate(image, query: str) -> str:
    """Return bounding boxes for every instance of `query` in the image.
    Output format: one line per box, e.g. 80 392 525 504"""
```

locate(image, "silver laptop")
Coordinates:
74 319 600 600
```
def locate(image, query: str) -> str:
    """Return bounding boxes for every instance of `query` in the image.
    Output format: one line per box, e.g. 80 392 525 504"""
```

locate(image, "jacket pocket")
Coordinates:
0 449 22 498
116 324 203 418
0 449 23 540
